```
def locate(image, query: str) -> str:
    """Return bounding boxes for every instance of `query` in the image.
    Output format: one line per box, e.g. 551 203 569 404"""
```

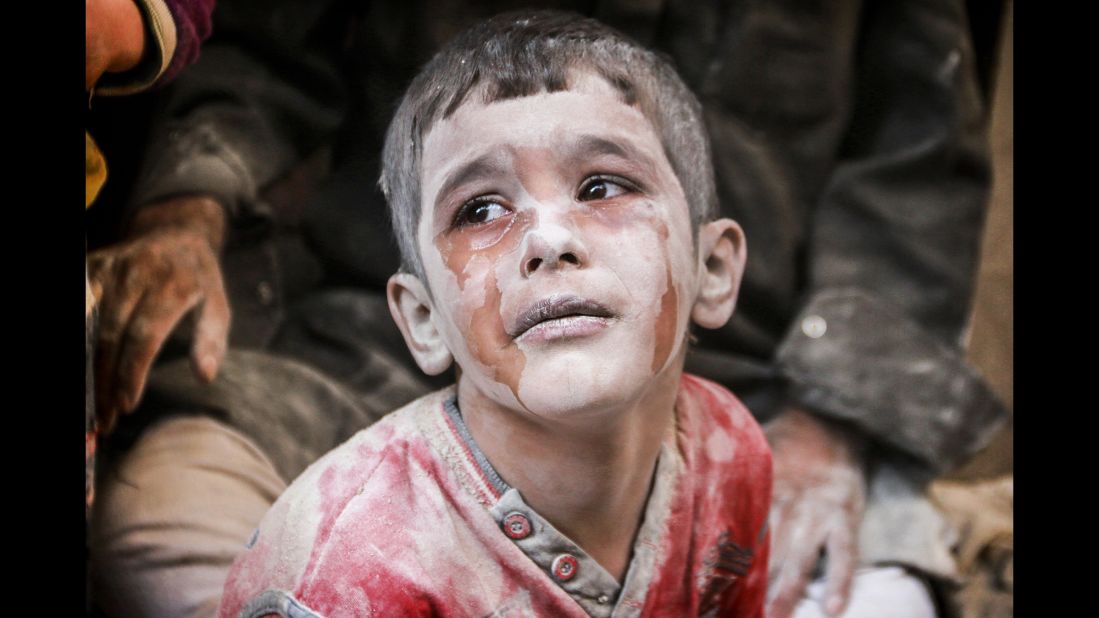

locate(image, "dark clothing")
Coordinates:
94 0 217 95
120 0 1005 579
159 0 217 84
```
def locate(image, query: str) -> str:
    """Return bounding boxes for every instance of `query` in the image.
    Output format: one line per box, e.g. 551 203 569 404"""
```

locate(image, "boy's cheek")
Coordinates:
466 266 529 404
602 222 693 376
615 251 689 377
651 264 680 374
433 210 538 292
425 246 529 406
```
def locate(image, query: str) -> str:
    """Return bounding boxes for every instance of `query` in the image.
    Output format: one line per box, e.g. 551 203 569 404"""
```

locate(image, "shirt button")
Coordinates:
597 594 609 605
502 512 532 540
552 554 579 581
257 281 275 306
801 314 827 339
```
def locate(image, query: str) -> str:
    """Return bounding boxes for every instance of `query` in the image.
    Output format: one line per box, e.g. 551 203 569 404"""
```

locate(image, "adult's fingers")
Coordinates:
766 506 825 618
86 252 113 304
767 549 819 618
189 272 230 383
93 261 147 433
767 499 794 582
822 513 859 616
113 286 202 420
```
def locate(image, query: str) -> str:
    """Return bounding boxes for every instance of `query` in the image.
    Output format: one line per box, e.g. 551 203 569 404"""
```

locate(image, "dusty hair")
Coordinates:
380 10 717 280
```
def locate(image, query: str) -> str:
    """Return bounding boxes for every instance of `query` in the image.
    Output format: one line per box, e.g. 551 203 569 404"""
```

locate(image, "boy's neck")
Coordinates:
459 360 683 583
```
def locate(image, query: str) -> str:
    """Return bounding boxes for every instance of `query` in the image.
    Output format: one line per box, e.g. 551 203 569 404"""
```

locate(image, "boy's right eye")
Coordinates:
454 198 510 228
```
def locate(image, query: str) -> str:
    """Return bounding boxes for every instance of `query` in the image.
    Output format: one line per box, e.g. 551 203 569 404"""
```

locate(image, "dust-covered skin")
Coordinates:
394 71 746 582
87 195 230 433
406 72 726 580
764 407 868 618
419 73 696 421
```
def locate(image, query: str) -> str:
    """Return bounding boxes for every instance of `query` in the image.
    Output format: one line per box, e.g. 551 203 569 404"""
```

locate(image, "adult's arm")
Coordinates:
679 0 1006 614
773 0 1006 472
762 1 1008 616
89 0 351 429
127 0 351 220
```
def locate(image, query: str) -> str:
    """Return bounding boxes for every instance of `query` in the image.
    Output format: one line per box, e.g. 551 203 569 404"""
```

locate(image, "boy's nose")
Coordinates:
520 218 589 278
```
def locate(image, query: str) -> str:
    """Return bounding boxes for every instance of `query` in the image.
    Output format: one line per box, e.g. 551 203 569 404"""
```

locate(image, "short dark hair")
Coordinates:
380 10 717 280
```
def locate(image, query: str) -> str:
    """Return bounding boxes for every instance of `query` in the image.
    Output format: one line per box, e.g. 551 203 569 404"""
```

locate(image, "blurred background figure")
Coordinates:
86 1 214 616
86 0 214 513
85 1 1013 616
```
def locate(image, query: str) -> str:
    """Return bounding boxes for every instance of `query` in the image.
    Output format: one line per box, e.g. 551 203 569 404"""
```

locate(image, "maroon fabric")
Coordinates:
158 0 215 85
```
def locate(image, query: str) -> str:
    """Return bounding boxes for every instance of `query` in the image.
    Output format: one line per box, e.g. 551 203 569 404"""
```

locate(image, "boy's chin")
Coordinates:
512 355 660 419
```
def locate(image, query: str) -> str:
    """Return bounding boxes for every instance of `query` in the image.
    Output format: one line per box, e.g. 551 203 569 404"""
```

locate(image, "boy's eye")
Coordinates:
578 177 632 202
455 198 510 227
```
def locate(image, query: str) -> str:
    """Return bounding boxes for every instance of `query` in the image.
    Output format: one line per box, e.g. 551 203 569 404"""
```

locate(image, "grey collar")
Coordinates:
442 396 681 617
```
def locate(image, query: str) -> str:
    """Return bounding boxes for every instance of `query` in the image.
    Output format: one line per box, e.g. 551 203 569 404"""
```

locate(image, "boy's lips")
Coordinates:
509 295 616 341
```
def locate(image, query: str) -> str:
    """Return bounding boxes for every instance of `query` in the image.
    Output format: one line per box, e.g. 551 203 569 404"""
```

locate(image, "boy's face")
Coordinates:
409 73 717 417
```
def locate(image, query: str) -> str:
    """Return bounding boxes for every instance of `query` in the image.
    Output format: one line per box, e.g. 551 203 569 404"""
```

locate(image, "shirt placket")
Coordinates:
440 397 682 617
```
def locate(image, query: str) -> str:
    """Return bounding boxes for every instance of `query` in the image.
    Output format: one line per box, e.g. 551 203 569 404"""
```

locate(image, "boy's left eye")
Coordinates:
578 177 632 202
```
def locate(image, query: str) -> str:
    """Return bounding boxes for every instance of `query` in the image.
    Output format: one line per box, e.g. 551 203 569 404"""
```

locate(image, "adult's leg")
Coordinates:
89 291 437 616
89 342 418 617
90 416 285 618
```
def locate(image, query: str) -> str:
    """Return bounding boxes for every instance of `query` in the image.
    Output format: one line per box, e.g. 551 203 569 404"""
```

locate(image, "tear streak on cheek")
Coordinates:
648 218 679 374
469 271 527 407
432 212 538 408
435 210 537 291
564 204 678 375
651 264 678 374
433 233 473 292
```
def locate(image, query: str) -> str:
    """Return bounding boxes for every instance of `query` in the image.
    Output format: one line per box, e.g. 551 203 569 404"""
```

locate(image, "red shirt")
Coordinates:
220 373 771 617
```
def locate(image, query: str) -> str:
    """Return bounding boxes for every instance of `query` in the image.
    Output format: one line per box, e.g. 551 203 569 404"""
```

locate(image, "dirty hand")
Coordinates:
88 195 229 433
765 406 867 618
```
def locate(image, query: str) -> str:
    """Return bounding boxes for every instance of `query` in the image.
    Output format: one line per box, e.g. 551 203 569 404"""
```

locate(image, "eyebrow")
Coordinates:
433 153 511 216
430 133 660 222
569 134 631 160
565 134 660 180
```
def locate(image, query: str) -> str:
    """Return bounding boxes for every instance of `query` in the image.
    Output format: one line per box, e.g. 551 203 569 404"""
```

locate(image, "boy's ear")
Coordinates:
691 218 747 329
387 273 453 375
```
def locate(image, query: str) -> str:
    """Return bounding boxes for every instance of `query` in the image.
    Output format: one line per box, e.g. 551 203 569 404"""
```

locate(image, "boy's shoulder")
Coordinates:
274 383 457 515
677 372 771 464
671 374 772 616
219 386 465 617
675 373 772 517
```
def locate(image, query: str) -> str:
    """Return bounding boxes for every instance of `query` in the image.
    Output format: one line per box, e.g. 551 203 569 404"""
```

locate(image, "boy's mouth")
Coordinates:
509 295 615 341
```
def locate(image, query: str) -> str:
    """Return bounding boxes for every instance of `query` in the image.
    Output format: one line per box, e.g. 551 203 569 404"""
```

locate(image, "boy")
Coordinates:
219 11 771 617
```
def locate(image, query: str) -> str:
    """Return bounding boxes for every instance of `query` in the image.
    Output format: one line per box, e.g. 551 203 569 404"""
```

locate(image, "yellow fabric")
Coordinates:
86 132 107 208
86 130 106 316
